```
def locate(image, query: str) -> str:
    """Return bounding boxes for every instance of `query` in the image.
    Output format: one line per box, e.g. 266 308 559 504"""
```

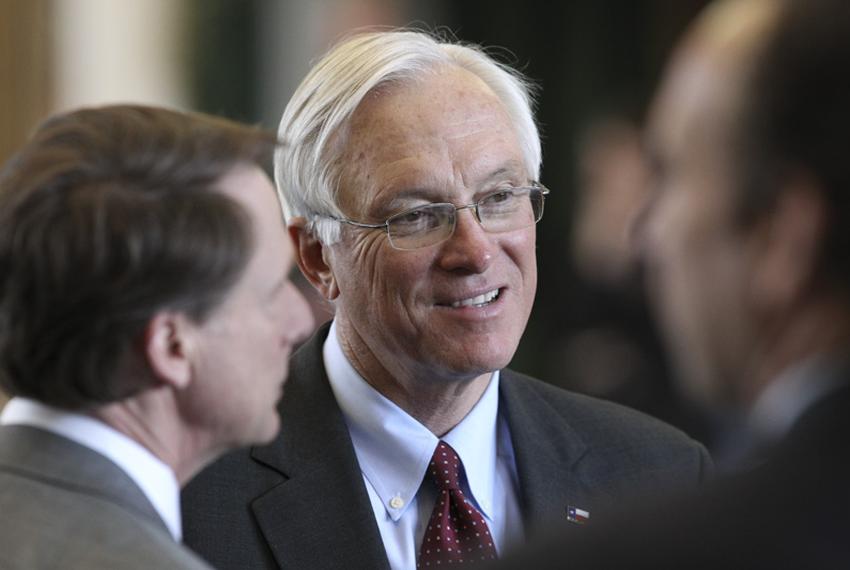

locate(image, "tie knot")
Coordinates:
427 441 463 491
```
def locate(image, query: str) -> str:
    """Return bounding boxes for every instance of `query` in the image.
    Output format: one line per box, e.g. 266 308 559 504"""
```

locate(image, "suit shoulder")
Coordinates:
0 470 210 569
501 370 711 469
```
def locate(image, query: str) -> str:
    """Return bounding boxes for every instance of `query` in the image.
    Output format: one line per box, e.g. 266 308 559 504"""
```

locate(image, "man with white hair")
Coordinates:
183 30 711 570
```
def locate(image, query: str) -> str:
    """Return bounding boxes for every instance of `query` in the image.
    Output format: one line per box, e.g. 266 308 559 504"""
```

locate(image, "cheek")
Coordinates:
656 234 720 335
338 238 431 307
500 229 538 290
336 234 385 293
218 302 284 369
658 227 750 357
646 196 716 333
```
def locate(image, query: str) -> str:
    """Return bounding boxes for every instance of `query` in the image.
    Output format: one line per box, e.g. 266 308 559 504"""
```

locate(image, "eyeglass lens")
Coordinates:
387 189 545 250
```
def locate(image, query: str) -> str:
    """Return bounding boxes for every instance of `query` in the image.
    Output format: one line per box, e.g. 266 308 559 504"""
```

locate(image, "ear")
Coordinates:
750 177 827 313
288 217 340 300
143 312 194 390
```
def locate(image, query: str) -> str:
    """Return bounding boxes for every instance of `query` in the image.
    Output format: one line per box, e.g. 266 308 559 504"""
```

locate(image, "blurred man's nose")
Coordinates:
285 283 316 346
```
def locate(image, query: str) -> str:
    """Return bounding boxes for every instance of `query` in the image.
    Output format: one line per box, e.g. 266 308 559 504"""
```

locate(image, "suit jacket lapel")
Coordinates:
499 370 591 534
0 424 168 534
248 323 390 570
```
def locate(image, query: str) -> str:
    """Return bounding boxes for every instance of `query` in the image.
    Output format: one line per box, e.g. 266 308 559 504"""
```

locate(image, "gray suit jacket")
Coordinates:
182 323 712 569
0 424 211 570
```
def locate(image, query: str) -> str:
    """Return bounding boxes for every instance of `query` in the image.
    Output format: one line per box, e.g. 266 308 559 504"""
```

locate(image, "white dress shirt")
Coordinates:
0 397 183 541
323 321 524 570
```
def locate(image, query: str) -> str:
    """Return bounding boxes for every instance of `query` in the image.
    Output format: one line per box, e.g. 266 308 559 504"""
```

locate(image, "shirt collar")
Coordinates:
323 320 501 522
1 397 182 541
749 352 850 443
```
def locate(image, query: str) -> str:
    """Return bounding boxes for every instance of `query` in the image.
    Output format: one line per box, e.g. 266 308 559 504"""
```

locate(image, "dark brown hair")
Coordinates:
0 105 277 409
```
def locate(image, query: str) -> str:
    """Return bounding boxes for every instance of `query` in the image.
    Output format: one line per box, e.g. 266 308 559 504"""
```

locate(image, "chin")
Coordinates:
245 415 281 446
436 346 515 379
475 337 518 366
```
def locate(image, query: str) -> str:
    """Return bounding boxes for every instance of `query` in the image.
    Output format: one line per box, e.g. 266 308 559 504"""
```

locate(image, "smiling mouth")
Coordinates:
446 288 501 308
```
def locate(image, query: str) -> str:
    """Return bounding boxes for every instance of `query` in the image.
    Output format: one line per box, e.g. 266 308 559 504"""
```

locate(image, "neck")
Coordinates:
335 320 493 436
744 294 850 408
91 386 214 486
376 372 492 437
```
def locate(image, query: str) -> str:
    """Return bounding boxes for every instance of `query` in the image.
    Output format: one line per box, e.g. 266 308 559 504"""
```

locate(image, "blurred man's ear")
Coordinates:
143 312 194 390
750 174 827 313
288 218 339 301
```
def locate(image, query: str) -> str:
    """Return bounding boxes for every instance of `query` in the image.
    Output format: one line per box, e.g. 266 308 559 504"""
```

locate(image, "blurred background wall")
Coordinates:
0 0 713 442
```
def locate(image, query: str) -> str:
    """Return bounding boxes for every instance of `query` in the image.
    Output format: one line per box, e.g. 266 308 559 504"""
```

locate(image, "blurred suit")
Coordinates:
491 372 850 569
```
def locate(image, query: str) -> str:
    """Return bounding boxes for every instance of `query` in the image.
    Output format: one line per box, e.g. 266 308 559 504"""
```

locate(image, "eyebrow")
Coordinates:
378 164 528 212
479 165 527 187
366 188 439 221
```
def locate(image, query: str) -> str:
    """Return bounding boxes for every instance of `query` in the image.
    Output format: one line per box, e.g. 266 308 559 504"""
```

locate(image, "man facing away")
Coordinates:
493 0 850 567
183 30 712 570
0 105 314 569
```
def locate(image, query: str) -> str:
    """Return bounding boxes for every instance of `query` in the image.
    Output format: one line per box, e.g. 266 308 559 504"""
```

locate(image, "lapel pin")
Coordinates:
566 505 590 524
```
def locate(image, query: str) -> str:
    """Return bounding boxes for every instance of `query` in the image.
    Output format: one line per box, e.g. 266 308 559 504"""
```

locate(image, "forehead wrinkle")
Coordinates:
367 139 526 212
442 111 498 140
337 65 525 219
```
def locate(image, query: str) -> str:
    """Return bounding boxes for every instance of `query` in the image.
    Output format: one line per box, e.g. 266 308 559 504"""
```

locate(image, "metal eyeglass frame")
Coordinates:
325 182 549 250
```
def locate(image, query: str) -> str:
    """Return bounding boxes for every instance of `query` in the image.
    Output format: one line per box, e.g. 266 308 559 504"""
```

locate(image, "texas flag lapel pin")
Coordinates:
566 505 590 524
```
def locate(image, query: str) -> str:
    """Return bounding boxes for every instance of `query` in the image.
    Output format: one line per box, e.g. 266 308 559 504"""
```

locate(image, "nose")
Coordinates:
283 282 315 347
631 187 663 271
436 208 495 273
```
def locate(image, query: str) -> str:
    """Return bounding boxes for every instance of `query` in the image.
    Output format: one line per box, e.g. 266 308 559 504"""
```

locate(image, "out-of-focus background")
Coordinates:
0 0 713 444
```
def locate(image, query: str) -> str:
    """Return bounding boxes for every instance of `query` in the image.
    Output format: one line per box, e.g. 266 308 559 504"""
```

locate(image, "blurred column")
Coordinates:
0 0 51 166
51 0 190 112
0 0 52 410
256 0 445 129
1 0 191 411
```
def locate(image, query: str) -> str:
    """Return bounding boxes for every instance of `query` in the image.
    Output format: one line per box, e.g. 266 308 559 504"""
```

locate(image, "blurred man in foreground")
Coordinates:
183 29 711 570
493 0 850 567
0 105 313 569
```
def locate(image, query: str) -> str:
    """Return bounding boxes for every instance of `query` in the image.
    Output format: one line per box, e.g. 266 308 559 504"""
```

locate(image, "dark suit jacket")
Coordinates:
490 380 850 569
182 323 711 569
0 424 211 570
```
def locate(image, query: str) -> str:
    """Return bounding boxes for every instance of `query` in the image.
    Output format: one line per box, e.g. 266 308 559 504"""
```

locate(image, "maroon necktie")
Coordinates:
417 441 498 567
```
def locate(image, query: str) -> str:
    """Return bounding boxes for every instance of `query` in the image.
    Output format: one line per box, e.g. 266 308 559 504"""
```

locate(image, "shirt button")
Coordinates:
390 496 405 509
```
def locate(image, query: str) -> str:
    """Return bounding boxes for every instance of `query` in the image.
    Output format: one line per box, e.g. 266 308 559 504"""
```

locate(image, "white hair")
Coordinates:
275 29 542 244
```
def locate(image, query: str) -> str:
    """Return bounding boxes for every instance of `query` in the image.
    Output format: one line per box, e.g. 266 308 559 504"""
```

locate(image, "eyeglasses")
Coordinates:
329 183 549 250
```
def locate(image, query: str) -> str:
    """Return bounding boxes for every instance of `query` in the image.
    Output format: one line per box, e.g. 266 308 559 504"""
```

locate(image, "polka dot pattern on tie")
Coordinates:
417 441 497 567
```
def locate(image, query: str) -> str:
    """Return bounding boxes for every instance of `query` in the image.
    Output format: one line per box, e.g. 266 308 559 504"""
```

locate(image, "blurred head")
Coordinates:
642 0 850 407
0 105 313 444
182 163 314 446
279 30 543 385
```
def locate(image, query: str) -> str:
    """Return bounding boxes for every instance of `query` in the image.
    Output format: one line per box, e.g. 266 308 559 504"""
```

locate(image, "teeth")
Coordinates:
450 289 499 308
